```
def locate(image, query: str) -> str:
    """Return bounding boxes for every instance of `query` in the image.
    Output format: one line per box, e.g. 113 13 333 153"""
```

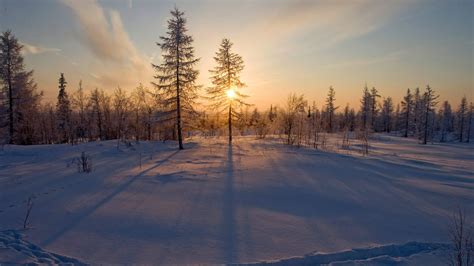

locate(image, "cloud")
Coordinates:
243 0 418 50
61 0 152 88
20 42 61 55
323 50 405 69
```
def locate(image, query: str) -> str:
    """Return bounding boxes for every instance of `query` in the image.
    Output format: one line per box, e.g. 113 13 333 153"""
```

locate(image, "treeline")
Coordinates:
1 8 472 147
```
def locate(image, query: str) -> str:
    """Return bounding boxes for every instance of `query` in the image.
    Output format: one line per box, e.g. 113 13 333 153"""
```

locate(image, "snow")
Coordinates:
0 135 473 264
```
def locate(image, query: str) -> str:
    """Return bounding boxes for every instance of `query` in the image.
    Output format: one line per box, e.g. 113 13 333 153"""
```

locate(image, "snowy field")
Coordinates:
0 135 473 264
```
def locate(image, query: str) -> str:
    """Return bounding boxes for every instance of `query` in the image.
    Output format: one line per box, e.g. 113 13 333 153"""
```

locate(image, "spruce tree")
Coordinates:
56 73 71 143
206 38 248 143
381 97 394 133
457 96 467 142
370 87 380 130
325 86 337 132
152 8 199 150
360 85 371 130
400 88 413 137
0 30 41 144
421 85 439 144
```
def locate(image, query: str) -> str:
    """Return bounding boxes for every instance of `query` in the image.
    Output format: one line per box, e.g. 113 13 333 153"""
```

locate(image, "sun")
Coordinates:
226 88 236 99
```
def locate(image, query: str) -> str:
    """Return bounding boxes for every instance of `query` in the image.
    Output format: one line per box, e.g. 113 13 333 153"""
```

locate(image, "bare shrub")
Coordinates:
449 207 473 266
77 151 92 173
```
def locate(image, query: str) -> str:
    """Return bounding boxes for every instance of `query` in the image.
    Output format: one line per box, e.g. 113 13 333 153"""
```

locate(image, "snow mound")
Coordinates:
247 242 450 265
0 230 85 265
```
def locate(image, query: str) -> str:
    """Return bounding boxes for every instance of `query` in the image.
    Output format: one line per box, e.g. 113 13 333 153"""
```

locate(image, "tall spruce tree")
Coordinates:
360 85 371 130
457 96 467 142
381 97 394 133
152 8 199 150
421 85 439 144
400 88 413 137
370 87 380 130
206 38 248 143
56 73 71 143
0 30 41 144
325 86 337 132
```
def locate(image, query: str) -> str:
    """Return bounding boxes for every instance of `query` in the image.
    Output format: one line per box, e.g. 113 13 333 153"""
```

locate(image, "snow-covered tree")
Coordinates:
360 85 371 130
370 87 380 130
56 73 71 143
413 87 423 139
421 85 439 144
325 86 337 132
466 102 473 143
438 100 453 142
0 30 41 144
113 87 130 144
400 88 413 137
381 97 394 133
152 8 200 150
281 93 306 145
207 38 248 143
71 81 87 141
457 96 468 142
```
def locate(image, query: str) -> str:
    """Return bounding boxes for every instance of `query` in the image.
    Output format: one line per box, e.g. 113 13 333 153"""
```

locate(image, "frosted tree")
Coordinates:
89 88 104 140
466 102 473 143
71 81 87 141
206 38 248 143
439 101 453 142
56 73 71 143
381 97 394 133
400 88 413 137
370 87 380 130
325 86 337 132
152 8 200 150
282 94 306 145
421 85 439 144
360 85 371 130
457 96 468 142
113 87 130 145
413 87 423 139
0 30 41 144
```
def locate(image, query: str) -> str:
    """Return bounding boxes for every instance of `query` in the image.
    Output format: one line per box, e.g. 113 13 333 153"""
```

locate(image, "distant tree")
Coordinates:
421 85 439 144
89 88 104 140
56 73 71 143
207 38 248 143
467 102 473 143
113 87 130 145
325 86 338 132
370 87 381 130
360 85 371 130
0 30 41 144
71 80 87 141
381 97 394 133
439 101 453 142
413 87 423 139
400 88 413 137
282 93 306 145
152 8 200 150
457 96 468 142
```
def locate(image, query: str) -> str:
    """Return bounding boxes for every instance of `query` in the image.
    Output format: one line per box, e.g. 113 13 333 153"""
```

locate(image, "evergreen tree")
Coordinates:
466 102 473 143
56 73 71 143
206 38 248 143
413 87 423 139
381 97 394 133
325 86 338 132
0 30 41 144
370 87 380 130
152 8 200 150
421 85 439 144
400 88 413 137
439 100 453 142
360 85 371 130
457 96 468 142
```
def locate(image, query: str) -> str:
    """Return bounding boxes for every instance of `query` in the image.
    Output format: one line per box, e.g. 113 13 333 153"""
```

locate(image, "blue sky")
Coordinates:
0 0 472 108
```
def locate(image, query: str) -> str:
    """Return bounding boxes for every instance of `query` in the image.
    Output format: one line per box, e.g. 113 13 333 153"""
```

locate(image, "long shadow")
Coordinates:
40 150 180 247
221 144 237 263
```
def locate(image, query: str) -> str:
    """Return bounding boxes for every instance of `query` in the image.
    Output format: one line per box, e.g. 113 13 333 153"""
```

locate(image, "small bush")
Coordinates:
77 151 92 173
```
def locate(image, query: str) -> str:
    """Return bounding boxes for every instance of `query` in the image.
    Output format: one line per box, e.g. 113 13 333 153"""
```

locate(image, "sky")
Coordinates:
0 0 472 109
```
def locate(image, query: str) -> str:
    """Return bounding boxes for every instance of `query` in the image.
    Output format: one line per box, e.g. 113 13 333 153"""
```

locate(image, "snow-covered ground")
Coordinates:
0 135 472 264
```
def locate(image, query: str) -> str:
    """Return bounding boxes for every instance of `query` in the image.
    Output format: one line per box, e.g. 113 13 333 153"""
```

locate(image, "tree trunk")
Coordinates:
228 103 232 143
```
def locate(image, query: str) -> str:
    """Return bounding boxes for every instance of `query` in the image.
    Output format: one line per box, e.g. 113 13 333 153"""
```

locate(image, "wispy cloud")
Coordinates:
61 0 152 88
244 0 418 50
323 50 405 69
20 42 61 55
